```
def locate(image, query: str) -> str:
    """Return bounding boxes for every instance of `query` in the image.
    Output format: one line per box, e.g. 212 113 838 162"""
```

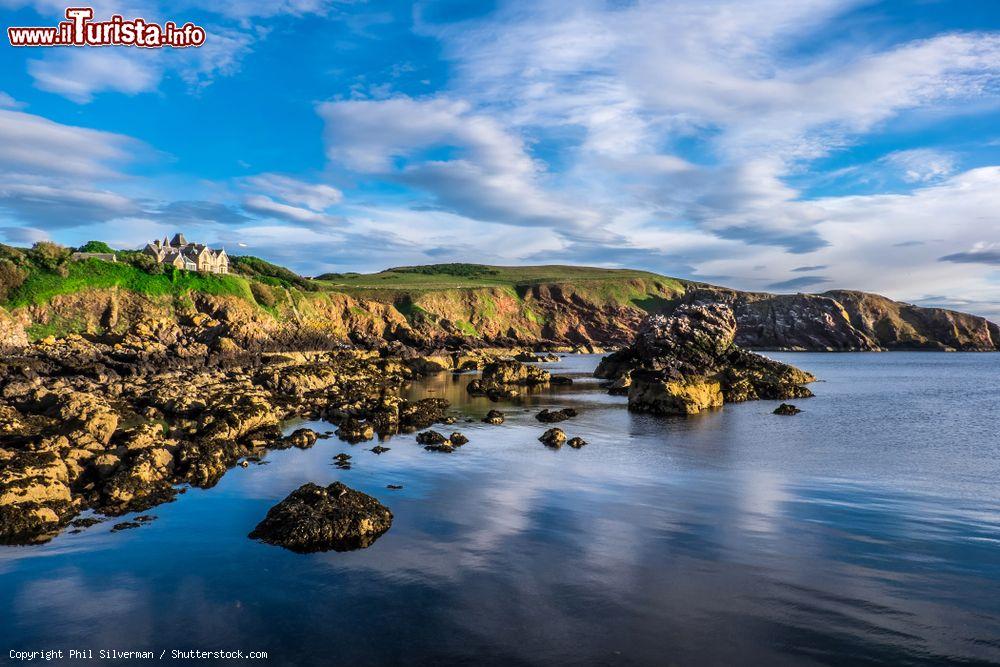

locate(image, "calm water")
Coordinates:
2 353 999 666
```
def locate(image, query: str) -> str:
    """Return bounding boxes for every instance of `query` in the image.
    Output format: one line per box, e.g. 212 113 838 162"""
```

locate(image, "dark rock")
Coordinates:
482 409 505 425
134 514 156 522
567 437 587 448
70 517 105 528
370 446 391 454
398 398 450 431
773 403 802 415
539 428 567 448
111 521 141 532
248 482 393 553
550 376 574 385
535 408 578 423
449 432 469 446
386 484 403 490
333 453 352 461
335 417 374 443
283 428 319 449
416 430 449 446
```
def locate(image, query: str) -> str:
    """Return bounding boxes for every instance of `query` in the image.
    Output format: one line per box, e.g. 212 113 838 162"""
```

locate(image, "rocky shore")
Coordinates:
0 322 519 545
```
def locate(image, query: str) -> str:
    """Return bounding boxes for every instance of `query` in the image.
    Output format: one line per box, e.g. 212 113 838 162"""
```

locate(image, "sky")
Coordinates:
1 0 999 318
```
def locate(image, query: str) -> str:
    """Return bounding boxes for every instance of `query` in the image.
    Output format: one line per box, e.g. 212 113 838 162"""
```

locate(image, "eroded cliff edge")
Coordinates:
1 260 996 353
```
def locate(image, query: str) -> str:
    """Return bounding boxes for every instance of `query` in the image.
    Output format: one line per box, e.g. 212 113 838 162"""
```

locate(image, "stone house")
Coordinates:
143 233 229 274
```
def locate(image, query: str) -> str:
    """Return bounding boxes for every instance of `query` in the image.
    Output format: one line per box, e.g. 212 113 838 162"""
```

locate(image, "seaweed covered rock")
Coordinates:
539 428 567 448
598 304 815 416
535 408 578 423
248 482 393 553
468 360 550 401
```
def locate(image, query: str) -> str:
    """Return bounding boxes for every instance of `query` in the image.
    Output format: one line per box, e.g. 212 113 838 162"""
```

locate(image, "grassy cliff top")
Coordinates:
316 263 687 292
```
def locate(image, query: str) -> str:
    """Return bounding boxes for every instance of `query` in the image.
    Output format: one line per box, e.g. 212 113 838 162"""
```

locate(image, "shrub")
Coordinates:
29 241 71 273
0 259 27 302
250 281 278 308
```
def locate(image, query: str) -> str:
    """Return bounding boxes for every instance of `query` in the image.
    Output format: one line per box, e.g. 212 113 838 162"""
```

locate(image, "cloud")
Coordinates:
419 0 1000 251
880 148 957 183
0 180 140 226
28 51 162 104
153 200 251 226
767 275 831 290
0 226 49 244
242 195 339 226
242 174 343 210
318 96 601 230
0 92 23 109
0 109 142 178
939 243 1000 266
791 265 828 272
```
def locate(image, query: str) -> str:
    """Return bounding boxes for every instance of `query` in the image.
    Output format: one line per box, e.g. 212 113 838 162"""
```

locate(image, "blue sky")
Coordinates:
1 0 999 317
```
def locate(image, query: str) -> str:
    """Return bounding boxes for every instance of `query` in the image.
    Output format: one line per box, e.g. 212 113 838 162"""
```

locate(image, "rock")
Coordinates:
386 484 403 490
416 430 449 446
550 376 574 385
70 516 105 528
398 398 450 431
370 445 391 454
335 417 374 443
539 428 567 448
567 437 587 448
599 305 815 416
535 408 578 423
773 403 802 415
417 430 454 452
283 428 319 449
449 432 469 446
111 521 141 532
333 453 352 462
482 409 505 425
469 360 550 401
248 482 393 553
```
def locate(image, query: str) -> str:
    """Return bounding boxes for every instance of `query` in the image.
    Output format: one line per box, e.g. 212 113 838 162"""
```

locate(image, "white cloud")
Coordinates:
242 174 343 211
242 195 338 226
0 108 141 177
28 50 162 104
881 148 957 183
318 96 602 230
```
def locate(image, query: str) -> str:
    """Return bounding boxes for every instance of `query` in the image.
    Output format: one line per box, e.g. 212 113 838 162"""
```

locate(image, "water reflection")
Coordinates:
1 353 999 665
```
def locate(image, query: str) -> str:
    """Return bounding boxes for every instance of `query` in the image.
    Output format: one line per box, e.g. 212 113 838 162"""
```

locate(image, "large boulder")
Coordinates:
249 482 393 553
599 304 815 416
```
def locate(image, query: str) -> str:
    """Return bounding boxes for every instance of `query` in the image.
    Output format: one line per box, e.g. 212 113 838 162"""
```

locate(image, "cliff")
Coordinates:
0 253 996 353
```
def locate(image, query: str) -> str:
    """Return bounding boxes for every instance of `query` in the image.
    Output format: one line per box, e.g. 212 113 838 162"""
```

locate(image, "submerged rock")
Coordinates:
248 482 393 553
596 305 815 416
539 428 567 448
567 437 587 449
773 403 802 415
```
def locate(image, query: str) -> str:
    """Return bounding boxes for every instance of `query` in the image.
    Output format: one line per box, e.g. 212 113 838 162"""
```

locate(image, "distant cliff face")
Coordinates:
1 270 996 353
679 287 999 351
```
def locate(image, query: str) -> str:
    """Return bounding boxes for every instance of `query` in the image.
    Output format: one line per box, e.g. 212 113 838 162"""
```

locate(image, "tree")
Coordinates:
77 240 115 254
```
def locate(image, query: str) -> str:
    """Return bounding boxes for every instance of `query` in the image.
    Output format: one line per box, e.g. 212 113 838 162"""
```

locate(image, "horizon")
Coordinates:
1 1 999 318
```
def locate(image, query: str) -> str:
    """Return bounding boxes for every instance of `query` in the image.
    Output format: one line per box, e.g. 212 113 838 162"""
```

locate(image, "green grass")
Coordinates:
315 263 685 291
5 259 255 308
